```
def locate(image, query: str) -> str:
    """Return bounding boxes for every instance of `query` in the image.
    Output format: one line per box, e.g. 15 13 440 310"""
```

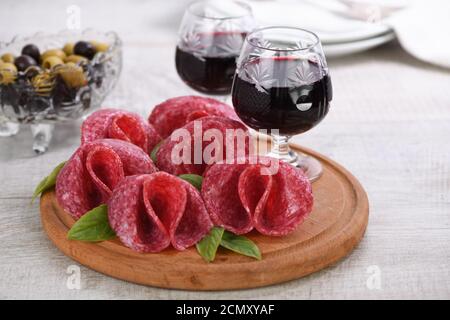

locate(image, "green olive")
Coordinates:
42 56 64 69
32 71 56 96
1 53 15 64
90 41 109 53
64 54 88 64
41 49 66 62
0 62 18 84
63 43 75 56
0 62 18 73
55 64 87 88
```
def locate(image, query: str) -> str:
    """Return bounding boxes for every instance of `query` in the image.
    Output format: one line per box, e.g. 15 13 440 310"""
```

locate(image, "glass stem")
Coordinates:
268 134 298 165
268 134 324 182
272 134 289 156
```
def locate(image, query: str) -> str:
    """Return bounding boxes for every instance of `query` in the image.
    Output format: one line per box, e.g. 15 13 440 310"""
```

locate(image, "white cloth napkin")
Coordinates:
386 0 450 69
249 0 450 69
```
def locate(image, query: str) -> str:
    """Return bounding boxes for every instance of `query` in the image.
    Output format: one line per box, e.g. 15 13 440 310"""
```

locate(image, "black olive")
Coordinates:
14 55 37 72
73 41 96 60
21 44 41 63
53 75 76 107
24 66 41 79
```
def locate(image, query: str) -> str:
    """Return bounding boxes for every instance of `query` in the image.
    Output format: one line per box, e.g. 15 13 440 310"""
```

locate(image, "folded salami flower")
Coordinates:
148 96 239 138
81 108 161 153
108 172 213 253
56 139 157 220
202 157 313 236
154 116 252 176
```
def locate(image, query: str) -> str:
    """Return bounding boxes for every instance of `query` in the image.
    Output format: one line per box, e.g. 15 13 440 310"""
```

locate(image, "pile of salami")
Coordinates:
55 96 314 253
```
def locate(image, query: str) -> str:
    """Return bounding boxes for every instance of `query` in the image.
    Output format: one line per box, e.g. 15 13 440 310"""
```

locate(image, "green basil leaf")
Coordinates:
67 204 116 242
196 227 224 262
32 178 48 202
179 174 203 191
31 161 67 203
220 231 262 260
150 140 163 163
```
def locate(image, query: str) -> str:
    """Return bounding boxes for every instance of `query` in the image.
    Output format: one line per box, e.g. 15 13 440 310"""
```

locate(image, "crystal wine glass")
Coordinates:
232 26 333 181
175 0 255 98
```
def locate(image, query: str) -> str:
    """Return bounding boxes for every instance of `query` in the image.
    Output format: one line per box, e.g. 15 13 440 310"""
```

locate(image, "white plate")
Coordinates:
323 31 396 57
251 0 393 44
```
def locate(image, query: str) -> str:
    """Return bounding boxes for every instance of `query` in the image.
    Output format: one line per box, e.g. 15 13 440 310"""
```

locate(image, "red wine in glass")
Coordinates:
232 57 332 135
176 31 247 95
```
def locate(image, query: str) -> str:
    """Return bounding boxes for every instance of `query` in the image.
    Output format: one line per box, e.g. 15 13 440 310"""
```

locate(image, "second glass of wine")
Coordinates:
175 0 255 97
232 26 333 181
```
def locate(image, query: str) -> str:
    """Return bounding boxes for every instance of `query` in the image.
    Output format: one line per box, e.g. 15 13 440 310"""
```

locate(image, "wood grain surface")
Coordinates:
0 0 449 299
39 144 369 290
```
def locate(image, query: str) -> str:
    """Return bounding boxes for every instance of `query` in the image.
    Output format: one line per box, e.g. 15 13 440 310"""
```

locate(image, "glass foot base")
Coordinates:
0 119 20 137
31 124 54 155
0 120 54 154
266 149 323 182
296 153 323 182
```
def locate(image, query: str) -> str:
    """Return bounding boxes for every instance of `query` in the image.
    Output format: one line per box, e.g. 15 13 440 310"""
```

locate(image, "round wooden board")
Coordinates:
40 144 369 291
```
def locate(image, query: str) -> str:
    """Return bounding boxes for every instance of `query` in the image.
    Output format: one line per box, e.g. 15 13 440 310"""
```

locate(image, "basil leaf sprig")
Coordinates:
180 174 262 262
196 228 262 262
196 227 224 262
67 204 116 242
150 140 163 163
179 174 203 191
220 231 262 260
31 161 66 203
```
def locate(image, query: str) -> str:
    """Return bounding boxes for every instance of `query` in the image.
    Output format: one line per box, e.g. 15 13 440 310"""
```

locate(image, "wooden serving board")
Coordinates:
40 144 369 291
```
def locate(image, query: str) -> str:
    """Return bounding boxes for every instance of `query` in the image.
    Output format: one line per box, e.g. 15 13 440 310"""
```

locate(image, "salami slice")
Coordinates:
201 157 313 236
81 108 161 153
108 172 213 253
56 139 157 220
148 96 239 138
155 116 252 176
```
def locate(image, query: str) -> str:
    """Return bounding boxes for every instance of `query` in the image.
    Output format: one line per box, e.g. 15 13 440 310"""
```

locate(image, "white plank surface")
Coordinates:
1 0 450 299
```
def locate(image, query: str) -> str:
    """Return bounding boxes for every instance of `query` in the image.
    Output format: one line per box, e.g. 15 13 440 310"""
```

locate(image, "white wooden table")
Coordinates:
1 0 449 299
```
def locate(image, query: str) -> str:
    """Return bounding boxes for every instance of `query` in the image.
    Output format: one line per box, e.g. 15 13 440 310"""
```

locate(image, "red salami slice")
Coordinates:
202 157 313 236
108 172 213 253
155 116 252 176
56 139 157 220
81 108 161 153
148 96 240 138
85 145 125 203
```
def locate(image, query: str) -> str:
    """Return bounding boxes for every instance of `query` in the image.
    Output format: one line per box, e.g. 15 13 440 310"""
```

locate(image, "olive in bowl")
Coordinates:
15 55 37 72
0 30 122 154
74 41 96 60
21 44 41 63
